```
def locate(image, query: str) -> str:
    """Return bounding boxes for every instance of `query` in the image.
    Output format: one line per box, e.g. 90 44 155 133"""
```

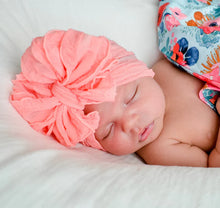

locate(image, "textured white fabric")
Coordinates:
0 0 220 207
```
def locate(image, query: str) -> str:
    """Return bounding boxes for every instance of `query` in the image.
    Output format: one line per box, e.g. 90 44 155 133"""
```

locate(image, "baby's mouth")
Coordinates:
139 122 154 142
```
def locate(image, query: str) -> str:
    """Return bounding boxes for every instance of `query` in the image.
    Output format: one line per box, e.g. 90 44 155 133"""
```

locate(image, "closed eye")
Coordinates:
126 85 138 104
103 124 114 140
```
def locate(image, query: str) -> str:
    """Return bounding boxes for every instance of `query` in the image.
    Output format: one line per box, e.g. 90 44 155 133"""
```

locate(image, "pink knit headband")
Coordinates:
10 29 154 150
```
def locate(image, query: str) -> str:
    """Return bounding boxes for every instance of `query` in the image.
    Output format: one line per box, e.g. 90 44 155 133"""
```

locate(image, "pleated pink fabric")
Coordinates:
10 29 154 150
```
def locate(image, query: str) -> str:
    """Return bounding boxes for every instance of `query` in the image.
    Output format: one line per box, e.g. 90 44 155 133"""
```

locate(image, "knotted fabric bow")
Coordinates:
10 29 154 150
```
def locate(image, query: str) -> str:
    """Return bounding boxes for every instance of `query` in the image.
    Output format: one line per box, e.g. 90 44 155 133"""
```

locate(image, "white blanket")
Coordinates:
1 0 220 207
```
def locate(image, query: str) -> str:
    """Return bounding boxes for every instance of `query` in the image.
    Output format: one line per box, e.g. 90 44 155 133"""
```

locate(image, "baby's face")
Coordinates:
85 77 165 155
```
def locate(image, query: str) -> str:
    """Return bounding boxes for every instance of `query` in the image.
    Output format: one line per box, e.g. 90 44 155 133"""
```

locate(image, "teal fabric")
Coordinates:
158 0 220 112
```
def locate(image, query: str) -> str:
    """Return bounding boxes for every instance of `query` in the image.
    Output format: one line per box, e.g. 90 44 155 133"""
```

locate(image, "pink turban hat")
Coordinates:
10 29 154 150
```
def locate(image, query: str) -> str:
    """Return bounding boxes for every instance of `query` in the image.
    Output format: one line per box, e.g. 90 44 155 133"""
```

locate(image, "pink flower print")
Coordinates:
204 64 220 82
199 17 220 34
197 0 213 5
196 65 220 88
164 7 186 31
165 14 180 31
170 7 187 20
200 46 220 88
187 11 220 34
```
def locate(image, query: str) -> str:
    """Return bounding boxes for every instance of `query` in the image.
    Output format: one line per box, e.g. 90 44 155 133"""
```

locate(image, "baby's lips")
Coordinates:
139 122 154 142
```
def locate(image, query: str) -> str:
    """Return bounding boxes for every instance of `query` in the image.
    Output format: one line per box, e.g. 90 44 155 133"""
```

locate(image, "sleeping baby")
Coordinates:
10 0 220 167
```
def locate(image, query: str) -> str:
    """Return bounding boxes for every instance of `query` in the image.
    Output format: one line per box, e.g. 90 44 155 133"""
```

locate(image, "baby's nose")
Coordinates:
122 113 140 134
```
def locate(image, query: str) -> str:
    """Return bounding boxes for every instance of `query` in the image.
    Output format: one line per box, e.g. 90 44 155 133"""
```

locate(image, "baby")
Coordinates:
10 0 220 167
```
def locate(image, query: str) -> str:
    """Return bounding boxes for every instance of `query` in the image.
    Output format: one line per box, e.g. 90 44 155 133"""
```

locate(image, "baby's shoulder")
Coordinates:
153 58 203 89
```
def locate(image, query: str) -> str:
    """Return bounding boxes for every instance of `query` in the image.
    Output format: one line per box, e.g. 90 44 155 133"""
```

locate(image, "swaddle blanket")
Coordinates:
10 29 154 150
158 0 220 111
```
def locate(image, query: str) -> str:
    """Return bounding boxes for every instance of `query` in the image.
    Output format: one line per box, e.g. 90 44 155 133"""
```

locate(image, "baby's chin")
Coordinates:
102 144 140 156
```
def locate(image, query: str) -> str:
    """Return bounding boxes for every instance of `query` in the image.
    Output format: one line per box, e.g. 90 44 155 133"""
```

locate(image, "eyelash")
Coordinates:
103 85 138 140
126 86 138 104
103 124 113 140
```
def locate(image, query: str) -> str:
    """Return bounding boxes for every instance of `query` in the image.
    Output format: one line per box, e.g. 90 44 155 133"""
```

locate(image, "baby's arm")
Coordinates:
137 137 208 167
208 98 220 167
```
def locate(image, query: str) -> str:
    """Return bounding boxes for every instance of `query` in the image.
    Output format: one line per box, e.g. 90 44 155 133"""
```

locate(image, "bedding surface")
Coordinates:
0 0 220 207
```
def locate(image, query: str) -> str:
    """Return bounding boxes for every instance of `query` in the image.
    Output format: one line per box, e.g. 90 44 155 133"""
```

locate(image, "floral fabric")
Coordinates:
158 0 220 112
